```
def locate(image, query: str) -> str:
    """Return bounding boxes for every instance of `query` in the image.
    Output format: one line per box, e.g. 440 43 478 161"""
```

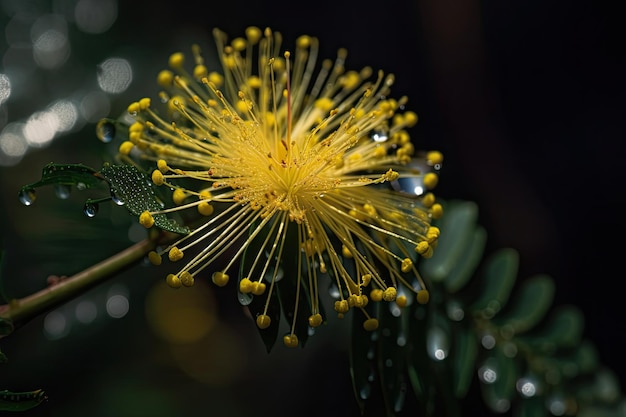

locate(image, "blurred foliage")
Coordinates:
4 162 626 416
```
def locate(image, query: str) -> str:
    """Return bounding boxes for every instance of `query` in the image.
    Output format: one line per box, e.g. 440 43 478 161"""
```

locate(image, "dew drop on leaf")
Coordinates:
83 202 99 218
18 188 36 206
54 184 71 199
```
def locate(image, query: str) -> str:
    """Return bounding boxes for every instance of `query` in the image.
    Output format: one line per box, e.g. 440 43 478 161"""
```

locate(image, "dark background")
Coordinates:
0 0 624 416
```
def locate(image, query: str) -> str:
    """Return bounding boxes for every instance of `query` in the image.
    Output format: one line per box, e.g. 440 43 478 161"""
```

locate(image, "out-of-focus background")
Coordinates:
0 0 624 416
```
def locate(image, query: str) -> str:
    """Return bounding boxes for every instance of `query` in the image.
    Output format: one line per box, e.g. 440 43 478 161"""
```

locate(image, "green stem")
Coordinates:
0 236 158 334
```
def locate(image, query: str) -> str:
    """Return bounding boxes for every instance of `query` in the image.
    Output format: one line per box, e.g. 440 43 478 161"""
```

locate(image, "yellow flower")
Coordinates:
121 26 443 348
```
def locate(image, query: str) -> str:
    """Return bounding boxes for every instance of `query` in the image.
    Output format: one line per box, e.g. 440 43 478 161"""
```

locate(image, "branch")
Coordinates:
0 235 159 335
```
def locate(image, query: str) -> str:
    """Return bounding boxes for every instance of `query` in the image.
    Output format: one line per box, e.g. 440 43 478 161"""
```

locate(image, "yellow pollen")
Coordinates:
151 170 165 186
430 203 444 219
251 282 266 295
308 314 323 327
370 288 383 302
283 334 299 348
198 202 214 216
417 290 430 304
148 251 162 265
239 278 253 293
118 141 134 155
396 295 408 308
157 70 174 87
139 211 154 228
173 188 187 205
169 52 185 69
401 258 413 273
383 287 397 302
363 318 379 331
168 247 184 261
166 274 182 289
212 271 229 287
426 150 444 165
256 314 271 329
423 172 439 189
334 300 349 314
415 241 434 258
180 271 195 287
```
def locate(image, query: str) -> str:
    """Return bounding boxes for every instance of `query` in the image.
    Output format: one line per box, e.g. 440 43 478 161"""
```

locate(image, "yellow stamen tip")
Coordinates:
415 241 434 258
239 277 253 293
396 295 408 308
334 300 349 314
383 287 397 302
168 52 185 69
283 334 299 348
172 188 187 205
212 271 229 287
166 274 182 289
363 318 379 331
430 203 444 220
157 159 169 173
148 251 162 265
417 290 430 304
426 150 444 165
308 313 323 327
401 258 413 273
198 202 214 216
118 141 134 155
151 169 165 186
256 314 271 329
180 271 195 287
139 211 154 228
251 282 266 296
423 172 439 189
168 247 184 262
370 288 383 302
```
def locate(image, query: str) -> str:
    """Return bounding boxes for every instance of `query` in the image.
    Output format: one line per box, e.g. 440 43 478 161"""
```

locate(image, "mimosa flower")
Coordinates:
119 26 443 348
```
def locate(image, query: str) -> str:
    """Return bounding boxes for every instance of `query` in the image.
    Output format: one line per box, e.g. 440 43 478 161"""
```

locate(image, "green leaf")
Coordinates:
0 389 47 412
349 304 378 414
419 200 479 283
517 396 548 417
493 274 555 334
522 305 585 352
480 346 518 413
444 225 487 293
451 324 479 398
98 164 190 234
470 248 519 318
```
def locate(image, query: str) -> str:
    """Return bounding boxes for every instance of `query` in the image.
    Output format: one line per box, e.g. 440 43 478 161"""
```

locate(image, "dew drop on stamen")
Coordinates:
54 184 71 199
83 202 99 218
96 119 116 143
18 188 37 206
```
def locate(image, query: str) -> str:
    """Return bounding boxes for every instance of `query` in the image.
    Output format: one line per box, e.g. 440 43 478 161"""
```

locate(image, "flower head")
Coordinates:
118 26 443 348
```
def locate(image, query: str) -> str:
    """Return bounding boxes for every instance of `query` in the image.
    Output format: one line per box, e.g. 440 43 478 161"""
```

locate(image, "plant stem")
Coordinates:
0 236 158 335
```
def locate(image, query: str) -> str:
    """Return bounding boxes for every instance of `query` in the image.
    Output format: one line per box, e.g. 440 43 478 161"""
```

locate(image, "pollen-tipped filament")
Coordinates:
117 26 443 348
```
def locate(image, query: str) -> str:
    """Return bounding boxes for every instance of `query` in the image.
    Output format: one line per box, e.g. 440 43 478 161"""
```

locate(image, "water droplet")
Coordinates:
427 327 449 361
54 184 71 199
328 283 340 299
478 363 498 384
83 202 99 217
76 182 87 191
96 118 116 143
18 188 36 206
359 384 371 400
238 291 253 306
111 191 124 205
516 377 538 398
